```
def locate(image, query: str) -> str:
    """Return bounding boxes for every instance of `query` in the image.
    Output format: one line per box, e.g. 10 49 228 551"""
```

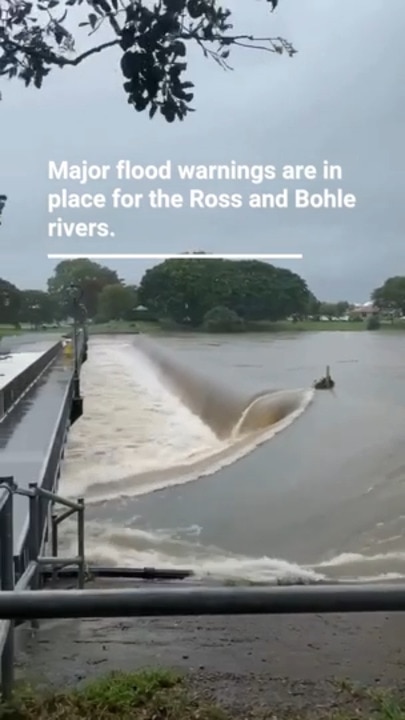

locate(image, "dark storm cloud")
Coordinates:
0 0 403 300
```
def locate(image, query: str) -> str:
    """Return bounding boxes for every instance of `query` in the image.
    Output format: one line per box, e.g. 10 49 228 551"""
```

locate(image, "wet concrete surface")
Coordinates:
14 579 405 712
0 358 72 548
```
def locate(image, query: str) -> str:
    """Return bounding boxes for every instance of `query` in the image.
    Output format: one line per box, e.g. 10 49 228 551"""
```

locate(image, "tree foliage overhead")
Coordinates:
0 0 296 122
138 258 311 327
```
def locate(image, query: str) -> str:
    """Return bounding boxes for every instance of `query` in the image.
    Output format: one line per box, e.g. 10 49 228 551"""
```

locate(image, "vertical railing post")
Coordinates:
28 483 40 630
51 514 58 557
77 498 85 589
51 513 58 585
0 477 15 701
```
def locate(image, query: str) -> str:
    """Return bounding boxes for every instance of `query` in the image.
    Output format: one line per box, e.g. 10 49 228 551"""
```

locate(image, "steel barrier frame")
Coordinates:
1 581 405 702
13 331 86 574
1 584 405 620
0 478 85 700
0 328 87 700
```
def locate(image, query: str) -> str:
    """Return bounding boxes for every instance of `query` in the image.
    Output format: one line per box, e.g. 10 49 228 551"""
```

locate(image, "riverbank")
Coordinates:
12 580 405 717
87 318 405 334
3 667 405 720
1 319 404 341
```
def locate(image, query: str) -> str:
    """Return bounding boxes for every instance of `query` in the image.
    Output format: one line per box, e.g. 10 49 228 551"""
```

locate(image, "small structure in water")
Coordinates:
313 365 335 390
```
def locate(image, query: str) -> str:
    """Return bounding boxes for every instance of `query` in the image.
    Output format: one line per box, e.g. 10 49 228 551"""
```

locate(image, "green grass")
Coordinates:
87 320 162 334
0 324 71 338
0 670 224 720
0 325 22 338
2 670 405 720
246 320 366 332
88 318 405 334
1 318 404 340
246 319 405 332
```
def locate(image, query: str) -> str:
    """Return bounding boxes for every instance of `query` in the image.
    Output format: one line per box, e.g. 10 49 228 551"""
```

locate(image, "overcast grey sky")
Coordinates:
1 0 404 301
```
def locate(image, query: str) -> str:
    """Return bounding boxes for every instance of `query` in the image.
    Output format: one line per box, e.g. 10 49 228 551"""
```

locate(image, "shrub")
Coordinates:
367 314 380 330
202 306 245 333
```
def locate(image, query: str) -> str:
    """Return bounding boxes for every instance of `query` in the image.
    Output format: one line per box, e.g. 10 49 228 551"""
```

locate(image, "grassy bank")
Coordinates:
1 669 404 720
0 325 21 338
245 319 405 332
88 319 405 334
1 319 404 340
87 320 162 334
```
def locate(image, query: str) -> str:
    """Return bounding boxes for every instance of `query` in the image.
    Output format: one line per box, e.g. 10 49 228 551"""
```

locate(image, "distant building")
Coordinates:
350 301 379 319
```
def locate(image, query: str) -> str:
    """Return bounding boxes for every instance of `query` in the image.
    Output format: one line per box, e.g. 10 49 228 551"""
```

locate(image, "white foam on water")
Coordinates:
57 338 322 585
59 338 313 503
59 518 405 586
60 520 325 585
58 338 405 585
59 339 223 498
317 551 405 567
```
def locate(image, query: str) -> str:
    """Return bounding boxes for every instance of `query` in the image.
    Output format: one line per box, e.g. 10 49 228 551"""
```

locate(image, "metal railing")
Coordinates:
0 327 88 700
2 583 405 620
1 578 405 702
0 477 85 700
13 330 86 577
0 327 87 580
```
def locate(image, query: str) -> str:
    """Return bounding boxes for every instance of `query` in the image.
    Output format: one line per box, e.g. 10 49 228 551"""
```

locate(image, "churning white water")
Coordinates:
59 338 222 499
59 337 313 503
58 337 323 584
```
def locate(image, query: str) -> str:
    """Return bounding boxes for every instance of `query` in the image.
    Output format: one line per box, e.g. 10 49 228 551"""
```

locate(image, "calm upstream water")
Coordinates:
58 330 405 584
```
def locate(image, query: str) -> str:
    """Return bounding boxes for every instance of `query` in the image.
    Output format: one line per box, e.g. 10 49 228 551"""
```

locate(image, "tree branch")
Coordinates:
3 31 294 70
0 0 294 122
2 37 120 67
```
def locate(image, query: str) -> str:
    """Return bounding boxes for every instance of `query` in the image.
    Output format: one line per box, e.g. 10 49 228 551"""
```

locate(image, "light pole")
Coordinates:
67 283 81 393
67 283 84 424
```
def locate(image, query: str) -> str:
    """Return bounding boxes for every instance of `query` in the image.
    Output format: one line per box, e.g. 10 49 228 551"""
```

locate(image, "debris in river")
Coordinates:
313 365 335 390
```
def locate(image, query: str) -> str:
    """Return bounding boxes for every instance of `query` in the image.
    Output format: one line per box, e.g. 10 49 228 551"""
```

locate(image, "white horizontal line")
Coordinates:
47 253 303 260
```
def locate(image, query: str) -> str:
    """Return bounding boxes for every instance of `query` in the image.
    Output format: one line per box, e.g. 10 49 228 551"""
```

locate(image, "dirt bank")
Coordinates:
13 580 405 714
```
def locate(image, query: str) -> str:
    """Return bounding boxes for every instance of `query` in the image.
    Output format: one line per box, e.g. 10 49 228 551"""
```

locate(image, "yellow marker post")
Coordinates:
63 340 73 360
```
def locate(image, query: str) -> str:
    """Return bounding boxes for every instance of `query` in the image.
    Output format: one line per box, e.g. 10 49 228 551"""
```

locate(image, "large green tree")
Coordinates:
0 1 295 123
372 277 405 316
20 289 58 327
97 283 138 321
318 301 350 319
0 277 21 326
138 258 311 327
47 259 121 318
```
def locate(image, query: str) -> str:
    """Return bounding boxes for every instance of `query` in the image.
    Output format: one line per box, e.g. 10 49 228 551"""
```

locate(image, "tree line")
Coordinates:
0 258 403 331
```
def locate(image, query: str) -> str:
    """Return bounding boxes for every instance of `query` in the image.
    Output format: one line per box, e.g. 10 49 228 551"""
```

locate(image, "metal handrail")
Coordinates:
14 331 85 569
2 583 405 619
0 325 88 701
0 478 86 700
0 340 65 532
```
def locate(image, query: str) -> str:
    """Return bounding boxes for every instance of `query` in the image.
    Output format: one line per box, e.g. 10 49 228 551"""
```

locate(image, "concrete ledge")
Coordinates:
0 342 62 421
